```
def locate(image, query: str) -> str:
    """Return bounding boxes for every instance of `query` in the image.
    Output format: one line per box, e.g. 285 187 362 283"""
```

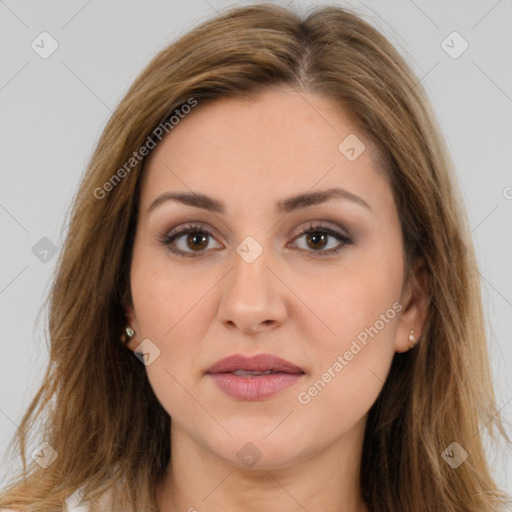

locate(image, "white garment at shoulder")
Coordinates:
64 486 90 511
65 486 115 512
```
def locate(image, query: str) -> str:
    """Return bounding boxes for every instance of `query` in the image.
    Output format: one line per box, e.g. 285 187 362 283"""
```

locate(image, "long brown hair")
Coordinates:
1 4 510 511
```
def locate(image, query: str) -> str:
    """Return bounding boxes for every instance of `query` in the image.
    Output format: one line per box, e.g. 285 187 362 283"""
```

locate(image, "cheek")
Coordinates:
295 292 399 441
130 243 214 341
129 248 208 386
298 249 402 420
131 266 211 421
131 279 212 383
308 242 403 350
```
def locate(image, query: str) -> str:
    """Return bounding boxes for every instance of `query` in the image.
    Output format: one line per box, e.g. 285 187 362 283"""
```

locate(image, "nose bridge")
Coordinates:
230 234 275 301
217 233 287 331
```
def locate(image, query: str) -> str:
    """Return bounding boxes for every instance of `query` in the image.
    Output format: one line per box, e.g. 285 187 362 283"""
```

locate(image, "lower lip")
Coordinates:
208 372 304 400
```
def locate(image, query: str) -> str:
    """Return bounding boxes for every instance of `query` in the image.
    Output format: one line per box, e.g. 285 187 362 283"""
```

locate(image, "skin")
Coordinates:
125 86 429 512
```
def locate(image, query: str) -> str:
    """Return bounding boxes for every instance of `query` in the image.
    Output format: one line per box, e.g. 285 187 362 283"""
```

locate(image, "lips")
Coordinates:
206 353 305 401
206 353 305 375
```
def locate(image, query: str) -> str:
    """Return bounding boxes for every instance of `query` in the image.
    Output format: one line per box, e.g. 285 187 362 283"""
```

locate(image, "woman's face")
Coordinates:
126 87 425 470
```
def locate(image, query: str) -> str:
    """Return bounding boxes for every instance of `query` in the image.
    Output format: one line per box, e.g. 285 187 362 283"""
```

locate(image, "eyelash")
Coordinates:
159 221 353 259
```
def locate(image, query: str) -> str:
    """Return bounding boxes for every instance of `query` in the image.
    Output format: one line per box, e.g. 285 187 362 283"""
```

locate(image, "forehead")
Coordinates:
139 87 391 215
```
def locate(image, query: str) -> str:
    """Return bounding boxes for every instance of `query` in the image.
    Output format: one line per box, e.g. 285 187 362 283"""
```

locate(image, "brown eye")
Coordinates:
290 223 353 257
185 233 209 251
161 224 222 258
305 232 329 251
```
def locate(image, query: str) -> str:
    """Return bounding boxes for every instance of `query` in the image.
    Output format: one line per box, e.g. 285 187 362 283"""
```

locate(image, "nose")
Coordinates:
216 242 288 335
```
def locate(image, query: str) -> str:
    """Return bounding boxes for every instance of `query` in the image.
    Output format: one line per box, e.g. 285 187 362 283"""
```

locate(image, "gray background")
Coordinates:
1 0 511 495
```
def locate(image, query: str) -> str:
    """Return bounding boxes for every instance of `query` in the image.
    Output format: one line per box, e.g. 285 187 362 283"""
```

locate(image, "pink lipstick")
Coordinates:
206 353 305 401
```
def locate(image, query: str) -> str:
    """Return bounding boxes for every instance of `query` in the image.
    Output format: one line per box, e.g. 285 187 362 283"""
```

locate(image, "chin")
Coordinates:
207 433 312 472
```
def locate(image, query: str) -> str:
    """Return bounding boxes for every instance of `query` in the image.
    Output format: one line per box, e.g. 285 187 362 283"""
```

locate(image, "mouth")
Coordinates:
206 353 305 401
206 353 305 375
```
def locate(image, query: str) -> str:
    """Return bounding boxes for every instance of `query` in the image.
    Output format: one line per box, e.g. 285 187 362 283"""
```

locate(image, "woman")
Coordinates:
1 3 510 512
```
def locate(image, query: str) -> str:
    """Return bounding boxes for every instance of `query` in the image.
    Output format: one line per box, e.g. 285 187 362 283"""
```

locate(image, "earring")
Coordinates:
120 326 135 344
408 329 416 349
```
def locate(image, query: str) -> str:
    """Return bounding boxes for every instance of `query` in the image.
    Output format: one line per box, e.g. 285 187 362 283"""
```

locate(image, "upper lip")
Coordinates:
206 353 305 374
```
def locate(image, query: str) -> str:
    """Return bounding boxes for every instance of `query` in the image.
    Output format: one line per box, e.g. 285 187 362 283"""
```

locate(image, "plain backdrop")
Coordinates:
1 0 511 496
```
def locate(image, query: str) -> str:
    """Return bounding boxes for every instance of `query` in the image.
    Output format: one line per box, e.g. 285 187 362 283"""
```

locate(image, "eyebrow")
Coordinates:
147 187 372 215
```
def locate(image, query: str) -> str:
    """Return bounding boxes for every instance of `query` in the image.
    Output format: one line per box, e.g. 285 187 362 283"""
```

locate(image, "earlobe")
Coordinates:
120 325 136 347
121 304 138 350
395 257 430 353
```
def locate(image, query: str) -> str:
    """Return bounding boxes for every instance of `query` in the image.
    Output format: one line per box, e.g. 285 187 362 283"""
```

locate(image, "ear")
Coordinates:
123 302 140 351
395 257 430 353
